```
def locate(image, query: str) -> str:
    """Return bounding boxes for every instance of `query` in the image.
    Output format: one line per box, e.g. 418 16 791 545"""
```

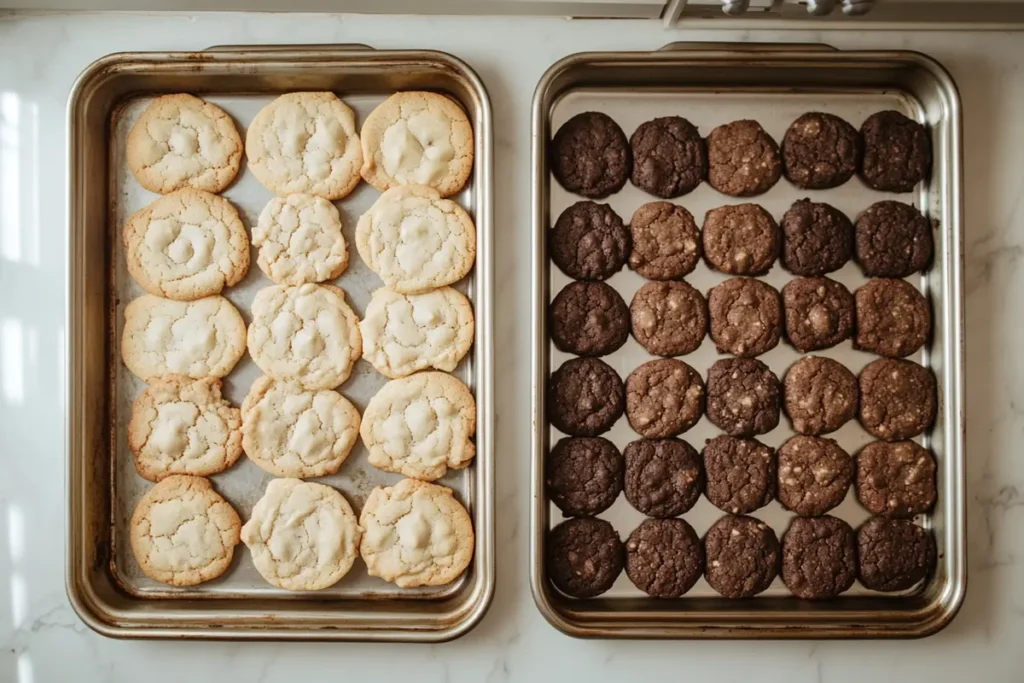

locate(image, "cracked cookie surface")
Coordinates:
361 371 476 481
129 474 241 586
854 278 931 358
248 283 362 390
706 358 780 437
360 91 473 197
858 358 936 440
708 277 781 357
623 437 703 518
783 356 858 435
706 120 781 197
357 185 475 293
246 92 362 200
551 111 631 199
359 478 474 587
703 435 776 515
856 440 936 518
625 518 703 598
630 280 708 357
854 200 933 277
629 116 707 198
859 110 931 193
254 193 349 285
127 94 242 195
241 376 360 478
241 478 362 591
780 199 853 276
782 277 854 352
781 112 861 190
360 286 474 379
547 517 623 598
628 201 701 280
777 435 852 516
546 436 623 518
123 189 249 301
549 201 629 281
704 514 779 598
625 358 704 438
548 357 624 437
128 376 242 482
857 517 935 591
550 281 629 357
781 516 856 599
121 294 246 380
701 203 779 276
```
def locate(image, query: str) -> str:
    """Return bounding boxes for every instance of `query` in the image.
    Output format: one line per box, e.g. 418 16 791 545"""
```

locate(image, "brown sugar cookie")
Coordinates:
627 201 701 280
708 277 782 357
706 120 782 197
625 359 705 438
701 203 779 276
782 277 854 353
630 280 708 357
854 278 931 358
783 356 858 436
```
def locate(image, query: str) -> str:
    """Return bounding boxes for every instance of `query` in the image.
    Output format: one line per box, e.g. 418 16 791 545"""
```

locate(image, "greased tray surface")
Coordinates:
530 45 965 638
67 47 493 641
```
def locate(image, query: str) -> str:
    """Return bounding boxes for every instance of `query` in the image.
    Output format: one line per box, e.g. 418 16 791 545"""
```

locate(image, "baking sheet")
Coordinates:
110 93 476 600
531 46 965 638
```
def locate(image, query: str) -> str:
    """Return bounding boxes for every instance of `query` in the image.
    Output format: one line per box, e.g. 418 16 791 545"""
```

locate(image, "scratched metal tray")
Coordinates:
66 45 493 641
530 44 965 638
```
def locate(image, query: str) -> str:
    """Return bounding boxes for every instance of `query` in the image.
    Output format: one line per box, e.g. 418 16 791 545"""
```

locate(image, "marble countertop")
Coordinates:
0 10 1021 683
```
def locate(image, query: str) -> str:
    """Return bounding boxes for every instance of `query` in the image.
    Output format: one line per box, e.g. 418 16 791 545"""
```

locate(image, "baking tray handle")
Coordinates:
204 43 374 52
659 42 837 52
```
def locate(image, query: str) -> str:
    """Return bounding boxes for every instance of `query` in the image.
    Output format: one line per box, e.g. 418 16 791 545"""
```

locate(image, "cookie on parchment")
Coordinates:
254 194 349 285
548 357 624 437
627 201 702 280
708 277 782 358
859 358 936 441
247 283 362 390
127 376 242 482
854 278 931 358
547 517 623 598
360 478 475 588
546 437 623 518
781 112 861 190
625 358 704 439
629 116 707 199
783 356 858 436
782 276 855 353
551 112 631 199
704 514 780 598
126 94 242 195
856 440 937 518
550 201 630 281
856 517 935 592
706 119 782 197
360 286 475 379
241 376 360 479
701 203 779 276
123 189 249 301
356 184 476 293
550 281 629 357
777 435 853 517
860 110 931 193
854 201 933 278
122 294 246 380
630 280 708 357
130 475 241 587
625 518 704 598
781 516 856 600
361 371 476 481
360 91 474 197
241 478 362 591
246 92 362 200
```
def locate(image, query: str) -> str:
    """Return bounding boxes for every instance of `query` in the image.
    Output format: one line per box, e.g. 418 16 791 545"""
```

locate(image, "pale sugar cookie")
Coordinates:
360 91 473 197
254 193 348 285
126 94 242 195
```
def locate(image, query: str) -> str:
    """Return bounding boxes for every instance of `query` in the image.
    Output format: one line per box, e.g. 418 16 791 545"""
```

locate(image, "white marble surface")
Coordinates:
0 11 1022 683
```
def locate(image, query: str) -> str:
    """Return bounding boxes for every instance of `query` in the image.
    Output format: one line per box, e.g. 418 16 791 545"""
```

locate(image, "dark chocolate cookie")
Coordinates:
704 515 780 598
777 435 853 516
857 517 936 592
860 110 931 193
783 356 858 436
706 358 781 437
708 277 782 357
782 112 861 190
548 357 624 437
701 203 779 276
547 437 624 517
856 441 937 518
780 199 853 276
630 116 708 198
550 281 630 357
551 112 631 198
628 201 702 280
854 278 931 358
625 359 705 438
854 200 933 278
550 201 630 281
623 438 703 518
630 281 708 357
703 435 776 515
782 277 855 352
547 517 624 598
859 358 936 441
625 518 704 598
706 120 782 197
781 516 856 599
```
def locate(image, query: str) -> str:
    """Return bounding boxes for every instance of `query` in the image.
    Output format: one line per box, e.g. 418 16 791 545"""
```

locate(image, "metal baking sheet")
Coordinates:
530 44 965 638
67 46 493 641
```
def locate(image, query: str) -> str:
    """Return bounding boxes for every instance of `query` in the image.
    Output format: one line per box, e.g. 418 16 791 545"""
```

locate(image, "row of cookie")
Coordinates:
551 109 929 200
127 91 473 200
549 433 935 521
129 371 475 483
548 514 936 600
130 475 473 590
552 198 932 284
550 356 936 442
121 283 474 386
553 275 929 361
124 184 476 302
